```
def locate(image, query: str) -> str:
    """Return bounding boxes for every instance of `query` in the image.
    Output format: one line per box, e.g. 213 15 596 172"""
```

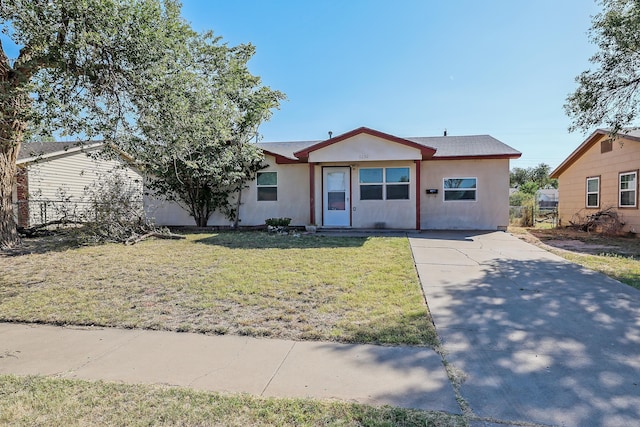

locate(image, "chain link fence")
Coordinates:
510 204 558 227
13 199 144 229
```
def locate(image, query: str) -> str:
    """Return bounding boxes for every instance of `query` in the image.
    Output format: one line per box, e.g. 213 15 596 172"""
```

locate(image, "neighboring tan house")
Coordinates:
150 127 522 230
14 141 143 228
550 129 640 234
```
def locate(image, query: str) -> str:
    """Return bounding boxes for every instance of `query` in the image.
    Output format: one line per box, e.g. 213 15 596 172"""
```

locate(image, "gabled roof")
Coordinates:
406 135 522 159
550 128 640 178
257 127 521 163
17 141 104 164
292 127 437 161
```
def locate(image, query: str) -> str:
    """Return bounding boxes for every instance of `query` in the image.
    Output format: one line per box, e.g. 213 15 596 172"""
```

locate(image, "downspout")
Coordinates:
415 160 421 230
309 163 315 225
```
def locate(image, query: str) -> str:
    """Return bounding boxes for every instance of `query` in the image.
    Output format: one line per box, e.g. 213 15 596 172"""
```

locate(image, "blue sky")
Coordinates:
1 1 603 170
180 0 601 170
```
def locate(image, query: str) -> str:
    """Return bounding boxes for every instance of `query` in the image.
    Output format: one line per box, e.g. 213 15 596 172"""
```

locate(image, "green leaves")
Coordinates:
123 29 285 226
565 0 640 134
0 0 196 142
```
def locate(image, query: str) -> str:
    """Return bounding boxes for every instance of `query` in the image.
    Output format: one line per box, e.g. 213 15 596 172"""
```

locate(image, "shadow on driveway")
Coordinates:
411 231 640 427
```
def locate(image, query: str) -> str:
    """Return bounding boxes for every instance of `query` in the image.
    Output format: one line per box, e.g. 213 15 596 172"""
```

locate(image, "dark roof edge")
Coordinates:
550 129 640 178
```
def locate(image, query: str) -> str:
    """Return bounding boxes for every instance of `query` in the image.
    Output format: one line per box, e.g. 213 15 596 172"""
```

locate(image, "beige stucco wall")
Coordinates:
557 134 640 233
310 161 417 229
146 155 310 227
308 134 422 163
237 161 309 226
420 158 510 230
19 150 142 226
146 147 512 231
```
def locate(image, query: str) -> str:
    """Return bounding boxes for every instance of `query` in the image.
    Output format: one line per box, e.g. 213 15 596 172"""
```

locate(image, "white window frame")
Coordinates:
385 167 410 200
359 167 384 200
257 171 278 201
359 167 411 201
619 170 638 208
586 176 600 208
443 177 477 202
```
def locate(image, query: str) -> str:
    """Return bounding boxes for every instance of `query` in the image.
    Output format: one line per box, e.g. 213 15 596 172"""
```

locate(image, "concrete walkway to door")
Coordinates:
409 231 640 427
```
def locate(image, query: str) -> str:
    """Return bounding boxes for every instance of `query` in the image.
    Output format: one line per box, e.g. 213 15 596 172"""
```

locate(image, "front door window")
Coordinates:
323 167 350 226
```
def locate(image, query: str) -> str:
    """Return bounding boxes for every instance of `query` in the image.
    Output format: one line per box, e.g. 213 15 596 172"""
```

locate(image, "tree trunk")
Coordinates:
232 186 242 228
0 143 20 248
0 41 30 249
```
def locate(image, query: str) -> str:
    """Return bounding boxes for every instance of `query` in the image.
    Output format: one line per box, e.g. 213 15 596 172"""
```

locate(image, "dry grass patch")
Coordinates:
510 226 640 290
0 375 466 427
0 232 436 346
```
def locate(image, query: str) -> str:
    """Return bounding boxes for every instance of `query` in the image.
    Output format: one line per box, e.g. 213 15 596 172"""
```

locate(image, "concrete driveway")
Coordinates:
409 231 640 427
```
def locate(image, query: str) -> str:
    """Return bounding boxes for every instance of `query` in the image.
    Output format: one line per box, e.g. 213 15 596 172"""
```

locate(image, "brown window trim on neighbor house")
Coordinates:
586 175 600 209
618 169 638 209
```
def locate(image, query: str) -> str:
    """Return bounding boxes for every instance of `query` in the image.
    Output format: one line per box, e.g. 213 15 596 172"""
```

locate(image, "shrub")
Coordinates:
265 217 291 227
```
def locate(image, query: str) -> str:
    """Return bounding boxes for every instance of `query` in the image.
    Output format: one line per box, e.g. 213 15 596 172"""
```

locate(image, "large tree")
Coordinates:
121 35 284 227
565 0 640 134
0 0 194 248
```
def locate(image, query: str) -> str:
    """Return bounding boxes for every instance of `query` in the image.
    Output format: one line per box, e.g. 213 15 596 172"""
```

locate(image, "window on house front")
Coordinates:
586 176 600 208
386 167 410 200
443 178 477 201
359 168 383 200
257 171 277 201
359 167 410 200
619 171 637 208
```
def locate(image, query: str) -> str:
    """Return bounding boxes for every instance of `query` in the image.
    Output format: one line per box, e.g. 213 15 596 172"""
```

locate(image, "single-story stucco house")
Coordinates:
15 127 521 231
550 128 640 234
150 127 521 230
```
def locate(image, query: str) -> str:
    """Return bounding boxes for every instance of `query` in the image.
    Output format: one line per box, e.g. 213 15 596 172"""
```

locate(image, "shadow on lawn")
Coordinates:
194 231 369 249
0 233 86 257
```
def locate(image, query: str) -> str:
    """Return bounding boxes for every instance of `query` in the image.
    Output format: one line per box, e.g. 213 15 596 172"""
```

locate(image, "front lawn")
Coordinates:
0 232 436 346
0 375 465 427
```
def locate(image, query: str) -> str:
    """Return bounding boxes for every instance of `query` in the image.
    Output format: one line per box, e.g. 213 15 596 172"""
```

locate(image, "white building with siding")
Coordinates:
15 142 143 227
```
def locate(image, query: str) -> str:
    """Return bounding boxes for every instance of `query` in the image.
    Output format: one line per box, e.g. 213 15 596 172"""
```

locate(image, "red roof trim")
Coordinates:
261 149 306 164
293 127 437 160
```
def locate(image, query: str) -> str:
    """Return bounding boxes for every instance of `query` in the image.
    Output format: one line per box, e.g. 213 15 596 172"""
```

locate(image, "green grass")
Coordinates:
556 252 640 290
0 375 466 427
510 227 640 291
0 231 436 346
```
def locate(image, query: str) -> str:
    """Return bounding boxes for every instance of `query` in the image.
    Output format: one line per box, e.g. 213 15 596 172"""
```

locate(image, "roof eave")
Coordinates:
293 126 436 160
431 153 522 161
551 128 640 178
17 141 104 164
550 129 609 178
261 149 306 164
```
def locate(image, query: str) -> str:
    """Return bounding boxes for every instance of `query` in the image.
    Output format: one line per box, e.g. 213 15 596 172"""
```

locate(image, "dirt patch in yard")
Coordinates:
511 226 640 257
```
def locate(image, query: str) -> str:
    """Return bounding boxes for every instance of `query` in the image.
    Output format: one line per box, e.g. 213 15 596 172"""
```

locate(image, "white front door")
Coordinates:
323 167 351 227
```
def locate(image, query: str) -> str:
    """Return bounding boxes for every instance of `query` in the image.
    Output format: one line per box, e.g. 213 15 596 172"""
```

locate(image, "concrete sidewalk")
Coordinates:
410 231 640 427
0 322 459 412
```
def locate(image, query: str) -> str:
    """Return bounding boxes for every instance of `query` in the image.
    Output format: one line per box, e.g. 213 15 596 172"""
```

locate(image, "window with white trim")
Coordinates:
443 178 477 201
257 171 277 201
359 167 410 200
619 171 637 208
386 167 410 199
586 176 600 208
